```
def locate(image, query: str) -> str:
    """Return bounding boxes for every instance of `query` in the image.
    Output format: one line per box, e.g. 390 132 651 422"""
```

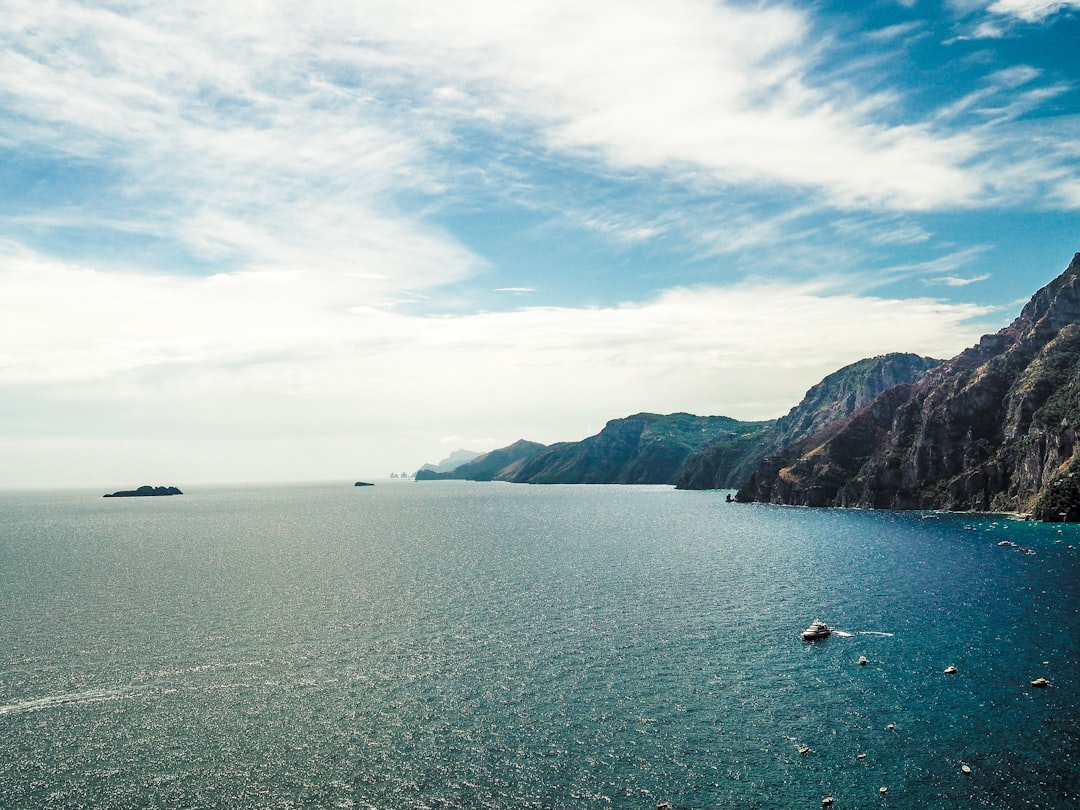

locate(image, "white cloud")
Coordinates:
0 0 1073 297
1053 177 1080 208
971 21 1008 36
367 0 983 210
0 0 1004 255
0 251 994 484
987 0 1080 22
927 273 992 286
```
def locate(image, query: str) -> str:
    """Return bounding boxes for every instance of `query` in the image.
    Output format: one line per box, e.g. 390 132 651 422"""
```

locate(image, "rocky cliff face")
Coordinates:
676 353 941 489
738 253 1080 519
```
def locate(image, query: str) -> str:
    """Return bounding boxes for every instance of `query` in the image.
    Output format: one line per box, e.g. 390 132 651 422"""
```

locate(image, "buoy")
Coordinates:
858 656 868 666
944 665 957 674
886 723 895 731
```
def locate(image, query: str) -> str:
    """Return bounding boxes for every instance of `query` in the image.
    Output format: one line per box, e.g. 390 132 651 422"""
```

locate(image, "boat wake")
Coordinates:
0 686 144 716
830 630 894 638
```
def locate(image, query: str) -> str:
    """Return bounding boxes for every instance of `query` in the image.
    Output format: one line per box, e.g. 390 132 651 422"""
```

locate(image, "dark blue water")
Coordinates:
0 482 1077 808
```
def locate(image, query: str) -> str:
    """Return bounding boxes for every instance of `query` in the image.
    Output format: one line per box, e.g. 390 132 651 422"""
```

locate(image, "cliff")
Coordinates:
676 353 941 489
738 253 1080 519
502 412 771 485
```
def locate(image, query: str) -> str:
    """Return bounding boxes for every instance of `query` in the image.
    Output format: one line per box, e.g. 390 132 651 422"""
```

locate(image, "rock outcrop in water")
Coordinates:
104 485 183 498
676 353 942 490
737 253 1080 520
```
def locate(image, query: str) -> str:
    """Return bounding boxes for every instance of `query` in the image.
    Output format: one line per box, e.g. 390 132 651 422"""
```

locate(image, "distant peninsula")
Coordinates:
103 485 183 498
354 481 374 487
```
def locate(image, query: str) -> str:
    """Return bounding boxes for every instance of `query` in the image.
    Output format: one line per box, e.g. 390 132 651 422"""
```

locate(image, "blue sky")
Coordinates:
1 0 1079 486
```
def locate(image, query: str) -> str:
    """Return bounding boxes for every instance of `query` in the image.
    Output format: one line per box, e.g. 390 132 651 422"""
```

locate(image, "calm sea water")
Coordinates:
0 481 1077 809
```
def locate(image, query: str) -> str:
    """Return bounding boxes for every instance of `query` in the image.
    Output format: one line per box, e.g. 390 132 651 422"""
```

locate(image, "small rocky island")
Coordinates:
103 485 183 498
354 481 374 487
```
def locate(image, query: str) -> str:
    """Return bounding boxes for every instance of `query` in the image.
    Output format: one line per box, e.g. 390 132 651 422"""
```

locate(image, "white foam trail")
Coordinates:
0 687 140 715
828 630 894 638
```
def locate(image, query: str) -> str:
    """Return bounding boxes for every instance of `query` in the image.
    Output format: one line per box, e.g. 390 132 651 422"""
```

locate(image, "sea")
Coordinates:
0 481 1077 809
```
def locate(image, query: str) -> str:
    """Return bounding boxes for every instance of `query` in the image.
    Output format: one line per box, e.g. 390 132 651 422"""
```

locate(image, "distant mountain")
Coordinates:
501 412 772 485
737 253 1080 520
415 440 547 481
676 353 942 489
416 449 482 476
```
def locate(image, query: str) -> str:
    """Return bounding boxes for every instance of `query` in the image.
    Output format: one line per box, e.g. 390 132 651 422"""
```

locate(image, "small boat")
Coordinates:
801 620 832 641
858 656 868 666
1031 677 1050 688
944 665 957 674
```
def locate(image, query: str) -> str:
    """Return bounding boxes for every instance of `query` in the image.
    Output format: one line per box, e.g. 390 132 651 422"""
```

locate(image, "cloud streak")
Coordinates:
986 0 1080 22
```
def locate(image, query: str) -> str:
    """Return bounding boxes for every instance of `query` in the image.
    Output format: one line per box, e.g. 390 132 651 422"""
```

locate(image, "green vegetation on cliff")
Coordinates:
505 413 771 485
416 414 773 486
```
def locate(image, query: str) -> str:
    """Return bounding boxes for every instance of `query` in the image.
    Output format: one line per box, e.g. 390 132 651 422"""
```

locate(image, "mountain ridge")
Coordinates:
411 252 1080 521
675 353 942 489
737 252 1080 520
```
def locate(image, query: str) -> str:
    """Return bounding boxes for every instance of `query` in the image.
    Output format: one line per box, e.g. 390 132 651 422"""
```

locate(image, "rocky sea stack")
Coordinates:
737 253 1080 520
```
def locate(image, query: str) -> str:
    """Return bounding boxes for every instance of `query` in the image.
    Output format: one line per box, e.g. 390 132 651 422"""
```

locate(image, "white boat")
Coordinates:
801 620 832 641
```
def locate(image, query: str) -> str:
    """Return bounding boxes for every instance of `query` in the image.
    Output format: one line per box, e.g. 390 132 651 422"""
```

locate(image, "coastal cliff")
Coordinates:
415 414 772 485
502 413 770 485
676 353 941 489
737 253 1080 519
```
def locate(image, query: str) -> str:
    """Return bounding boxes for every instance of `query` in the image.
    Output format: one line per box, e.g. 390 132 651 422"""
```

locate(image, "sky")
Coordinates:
2 0 1079 487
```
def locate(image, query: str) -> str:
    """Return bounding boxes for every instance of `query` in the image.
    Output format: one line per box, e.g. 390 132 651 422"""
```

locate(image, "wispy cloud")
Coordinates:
1 0 1075 287
987 0 1080 22
927 273 992 286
